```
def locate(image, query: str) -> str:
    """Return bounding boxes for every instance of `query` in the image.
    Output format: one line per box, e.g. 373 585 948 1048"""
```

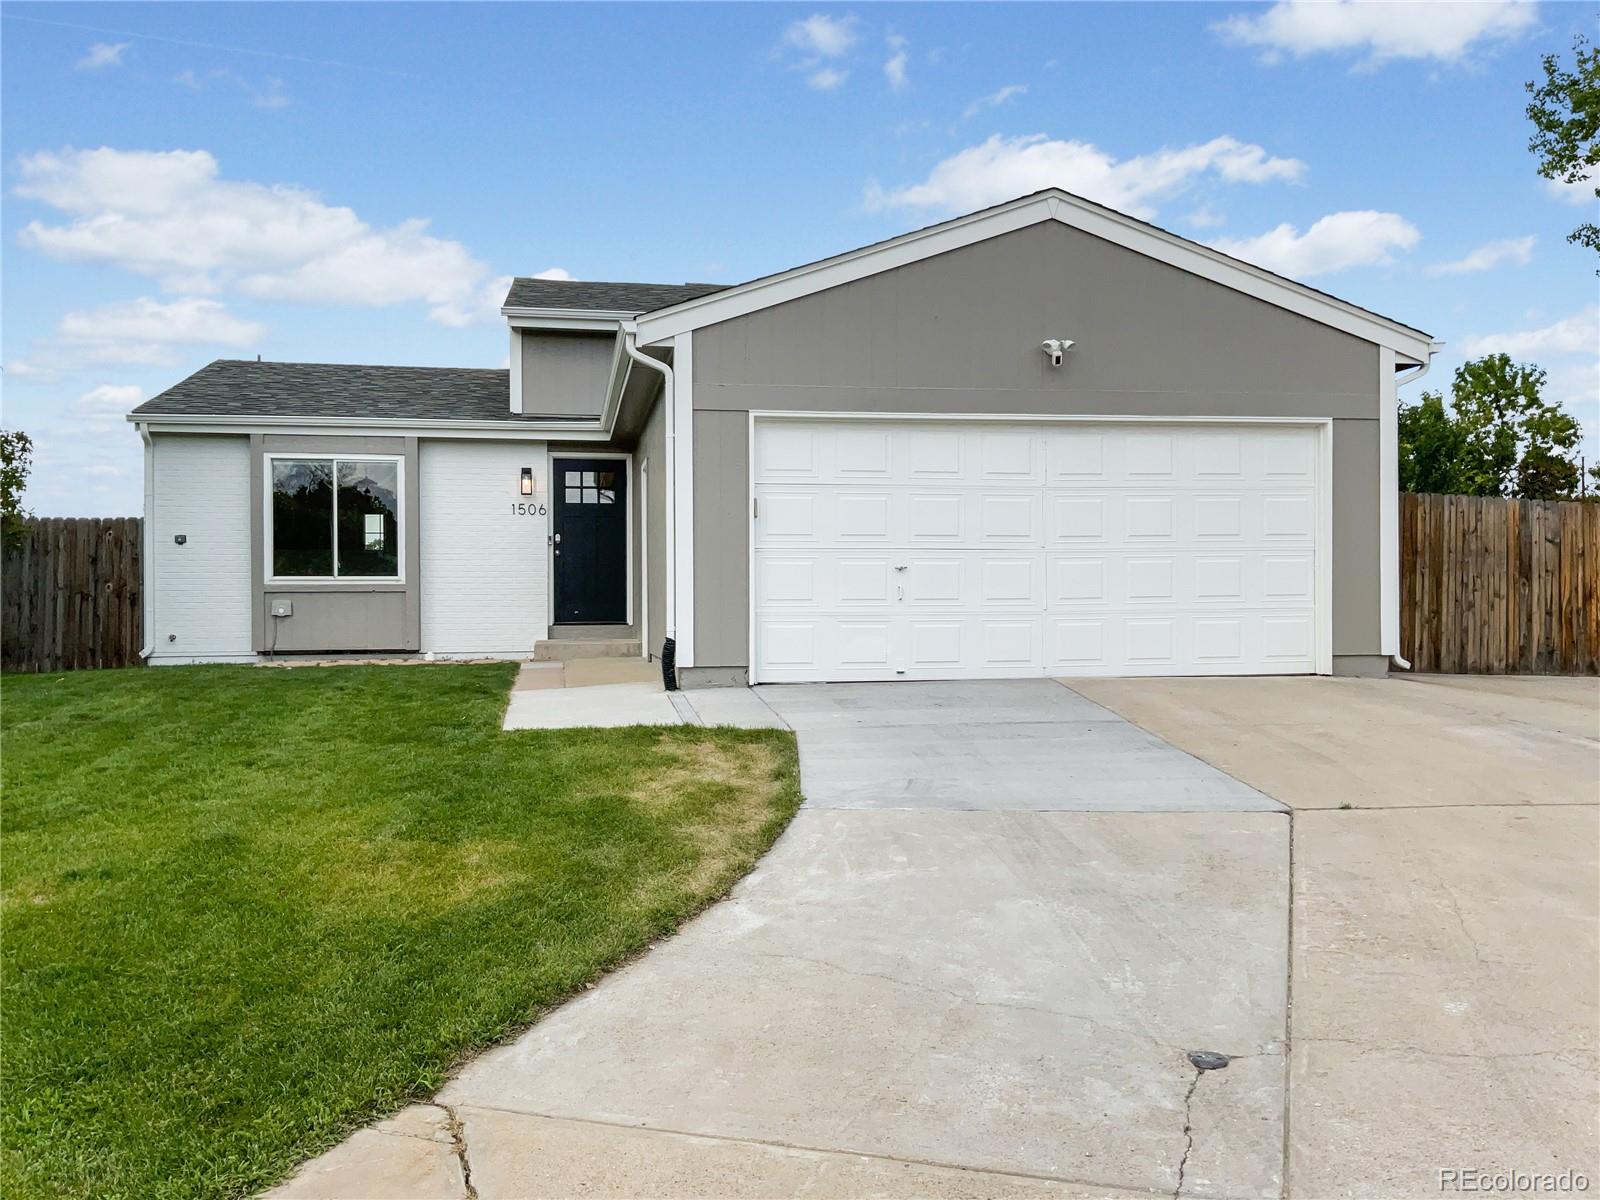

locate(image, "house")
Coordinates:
128 188 1438 685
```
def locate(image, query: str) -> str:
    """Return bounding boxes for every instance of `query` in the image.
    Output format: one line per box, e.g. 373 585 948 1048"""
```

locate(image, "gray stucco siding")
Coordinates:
689 220 1387 670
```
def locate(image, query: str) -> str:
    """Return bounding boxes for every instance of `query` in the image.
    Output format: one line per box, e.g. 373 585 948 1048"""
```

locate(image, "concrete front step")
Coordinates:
533 638 642 661
546 623 638 641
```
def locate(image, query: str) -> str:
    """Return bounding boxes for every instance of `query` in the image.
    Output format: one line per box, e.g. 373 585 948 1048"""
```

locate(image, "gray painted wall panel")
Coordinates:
1332 419 1380 655
520 331 613 418
638 394 668 659
692 409 749 668
261 590 409 652
689 220 1386 668
693 223 1379 411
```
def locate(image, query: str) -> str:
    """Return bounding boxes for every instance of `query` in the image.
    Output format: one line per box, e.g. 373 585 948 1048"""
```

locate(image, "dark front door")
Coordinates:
553 458 628 624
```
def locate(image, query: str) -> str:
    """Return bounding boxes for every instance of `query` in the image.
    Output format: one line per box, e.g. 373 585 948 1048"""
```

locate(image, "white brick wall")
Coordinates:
149 434 253 663
420 439 550 656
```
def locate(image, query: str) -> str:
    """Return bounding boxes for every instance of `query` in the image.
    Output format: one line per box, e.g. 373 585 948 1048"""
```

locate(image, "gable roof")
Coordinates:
503 278 727 316
631 188 1436 362
131 360 551 422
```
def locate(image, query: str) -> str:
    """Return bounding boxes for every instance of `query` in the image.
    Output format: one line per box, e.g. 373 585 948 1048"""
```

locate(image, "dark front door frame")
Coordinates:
550 452 631 626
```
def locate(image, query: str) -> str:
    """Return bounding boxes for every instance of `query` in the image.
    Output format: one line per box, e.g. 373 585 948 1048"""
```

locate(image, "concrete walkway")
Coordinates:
269 674 1598 1200
760 680 1280 811
502 661 787 731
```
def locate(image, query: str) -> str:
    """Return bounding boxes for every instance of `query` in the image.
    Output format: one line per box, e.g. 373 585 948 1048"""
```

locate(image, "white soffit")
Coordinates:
634 190 1434 362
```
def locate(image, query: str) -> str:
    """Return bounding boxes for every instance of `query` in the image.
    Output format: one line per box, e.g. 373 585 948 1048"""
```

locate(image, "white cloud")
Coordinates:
10 297 266 374
1543 174 1597 206
252 76 291 110
784 13 859 58
1460 305 1600 358
14 147 505 325
533 267 573 281
864 134 1305 219
963 84 1027 120
1186 206 1227 230
171 67 291 109
1214 0 1537 67
3 359 60 382
76 42 128 70
1425 235 1535 276
1210 211 1420 277
58 297 264 350
805 67 846 91
884 36 909 90
76 384 145 415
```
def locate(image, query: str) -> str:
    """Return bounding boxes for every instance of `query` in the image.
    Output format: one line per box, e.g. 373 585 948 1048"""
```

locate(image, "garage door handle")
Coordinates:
897 585 903 601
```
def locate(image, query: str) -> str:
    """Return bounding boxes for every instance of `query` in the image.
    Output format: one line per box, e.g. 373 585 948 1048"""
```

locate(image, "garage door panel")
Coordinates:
754 420 1323 682
1044 612 1316 676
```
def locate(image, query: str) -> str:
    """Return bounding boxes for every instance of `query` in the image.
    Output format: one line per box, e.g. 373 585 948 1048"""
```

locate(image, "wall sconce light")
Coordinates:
520 467 534 496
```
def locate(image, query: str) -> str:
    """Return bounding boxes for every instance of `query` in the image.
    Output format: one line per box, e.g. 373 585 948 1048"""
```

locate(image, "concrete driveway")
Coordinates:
271 675 1597 1200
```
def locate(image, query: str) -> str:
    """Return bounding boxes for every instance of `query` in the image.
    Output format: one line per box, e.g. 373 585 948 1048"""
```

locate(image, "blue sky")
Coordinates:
3 1 1596 516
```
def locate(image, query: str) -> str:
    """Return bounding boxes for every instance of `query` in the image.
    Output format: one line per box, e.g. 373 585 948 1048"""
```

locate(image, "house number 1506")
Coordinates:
510 502 547 516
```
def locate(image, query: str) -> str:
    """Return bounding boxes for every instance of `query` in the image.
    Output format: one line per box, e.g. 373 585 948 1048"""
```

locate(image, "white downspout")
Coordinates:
1388 343 1440 673
137 424 156 662
620 327 676 686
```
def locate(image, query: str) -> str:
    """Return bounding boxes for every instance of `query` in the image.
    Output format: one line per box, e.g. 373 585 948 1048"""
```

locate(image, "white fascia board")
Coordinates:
635 190 1435 361
505 311 635 332
598 330 630 432
129 413 610 440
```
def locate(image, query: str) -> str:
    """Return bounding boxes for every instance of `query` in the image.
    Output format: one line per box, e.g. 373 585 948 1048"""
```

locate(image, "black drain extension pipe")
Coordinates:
660 636 677 691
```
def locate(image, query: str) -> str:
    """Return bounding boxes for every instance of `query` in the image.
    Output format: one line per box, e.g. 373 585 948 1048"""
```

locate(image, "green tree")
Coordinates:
1398 390 1472 494
1526 34 1599 258
1 429 34 549
1397 355 1583 499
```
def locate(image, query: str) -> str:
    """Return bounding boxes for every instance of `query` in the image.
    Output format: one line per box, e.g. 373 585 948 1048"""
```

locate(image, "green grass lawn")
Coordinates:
1 664 801 1200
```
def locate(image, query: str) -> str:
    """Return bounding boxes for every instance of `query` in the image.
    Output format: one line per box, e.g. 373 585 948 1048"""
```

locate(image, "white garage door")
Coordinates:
751 418 1325 683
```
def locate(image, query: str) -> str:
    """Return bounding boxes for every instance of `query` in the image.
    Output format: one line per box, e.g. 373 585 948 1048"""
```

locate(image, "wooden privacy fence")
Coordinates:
2 518 143 673
1401 493 1598 675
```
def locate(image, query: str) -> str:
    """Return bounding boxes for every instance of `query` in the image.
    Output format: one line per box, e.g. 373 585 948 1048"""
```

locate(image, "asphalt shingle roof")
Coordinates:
130 360 554 422
502 277 728 313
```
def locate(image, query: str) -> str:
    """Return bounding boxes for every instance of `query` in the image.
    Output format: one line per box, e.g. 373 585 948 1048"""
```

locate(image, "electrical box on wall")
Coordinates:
270 599 293 618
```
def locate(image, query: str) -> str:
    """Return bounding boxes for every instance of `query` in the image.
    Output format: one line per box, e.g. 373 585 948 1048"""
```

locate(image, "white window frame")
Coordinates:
264 452 407 585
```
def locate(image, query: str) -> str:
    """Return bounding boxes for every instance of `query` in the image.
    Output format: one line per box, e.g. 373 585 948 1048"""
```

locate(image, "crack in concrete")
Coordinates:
1433 874 1501 969
750 949 1275 1060
451 1101 1185 1200
442 1104 478 1200
1173 1064 1204 1200
1297 1035 1594 1065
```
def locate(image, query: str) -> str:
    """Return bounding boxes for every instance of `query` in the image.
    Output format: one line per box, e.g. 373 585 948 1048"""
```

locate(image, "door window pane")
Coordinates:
272 460 334 576
336 460 399 577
